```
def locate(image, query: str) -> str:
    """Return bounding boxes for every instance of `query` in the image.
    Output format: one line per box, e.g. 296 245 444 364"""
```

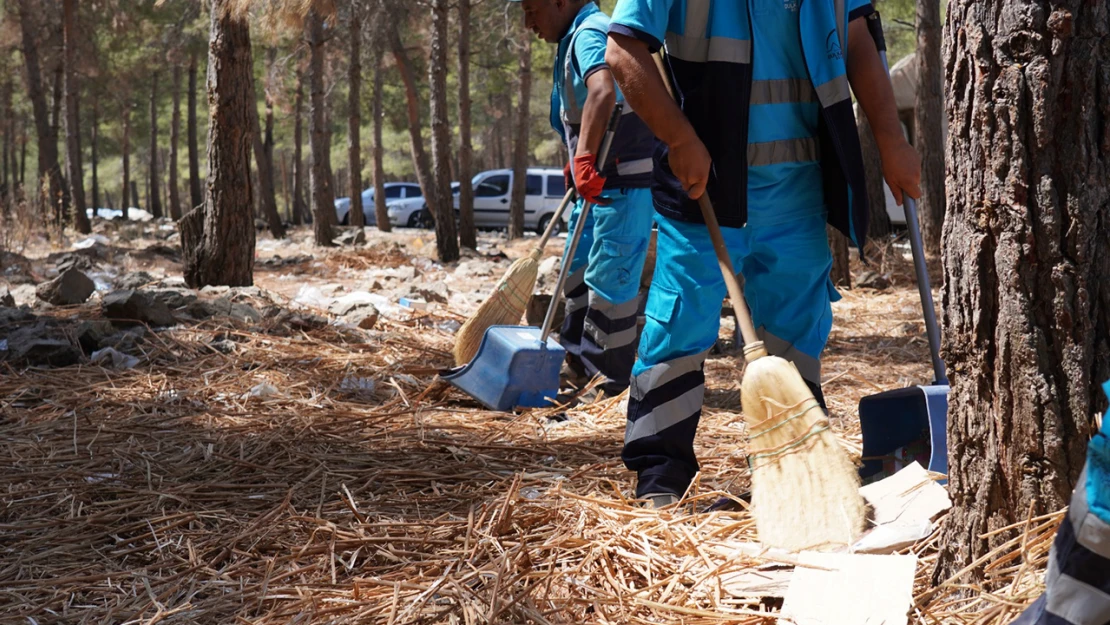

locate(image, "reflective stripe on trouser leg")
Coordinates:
580 291 641 393
559 266 589 370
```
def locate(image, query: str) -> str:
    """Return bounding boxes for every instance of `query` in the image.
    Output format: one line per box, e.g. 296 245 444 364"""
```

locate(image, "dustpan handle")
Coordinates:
539 102 625 342
877 43 948 386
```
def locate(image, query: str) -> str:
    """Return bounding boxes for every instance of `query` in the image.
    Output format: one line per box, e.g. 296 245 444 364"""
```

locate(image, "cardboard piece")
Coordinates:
855 461 951 554
780 552 918 625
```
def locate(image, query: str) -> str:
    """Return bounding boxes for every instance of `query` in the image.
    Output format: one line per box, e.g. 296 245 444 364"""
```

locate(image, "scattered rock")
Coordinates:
75 320 116 354
343 304 379 329
526 293 565 329
116 271 156 290
392 266 418 281
98 327 147 353
199 285 230 297
857 270 892 290
209 338 238 354
455 260 495 278
260 254 314 268
407 281 450 304
186 297 261 322
8 284 38 306
54 252 100 273
102 290 177 327
0 285 14 307
149 287 199 311
0 306 35 327
336 228 367 246
3 323 81 367
35 268 96 306
268 309 330 334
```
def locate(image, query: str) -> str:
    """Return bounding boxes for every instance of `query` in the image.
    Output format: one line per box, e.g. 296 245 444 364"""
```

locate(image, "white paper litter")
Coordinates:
247 382 281 399
781 552 918 625
90 347 141 369
854 462 951 554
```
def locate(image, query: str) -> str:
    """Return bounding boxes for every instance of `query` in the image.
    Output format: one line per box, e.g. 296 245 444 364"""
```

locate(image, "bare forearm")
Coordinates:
578 70 617 157
846 19 903 150
605 33 695 149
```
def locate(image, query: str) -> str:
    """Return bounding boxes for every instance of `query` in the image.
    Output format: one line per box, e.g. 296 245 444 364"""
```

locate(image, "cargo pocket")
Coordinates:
595 235 648 295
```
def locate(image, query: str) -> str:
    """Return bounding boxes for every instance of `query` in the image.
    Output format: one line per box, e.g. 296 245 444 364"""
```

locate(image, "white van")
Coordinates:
458 168 570 234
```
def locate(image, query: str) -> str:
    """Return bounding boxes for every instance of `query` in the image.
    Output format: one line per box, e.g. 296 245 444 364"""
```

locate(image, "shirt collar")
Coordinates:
559 3 600 45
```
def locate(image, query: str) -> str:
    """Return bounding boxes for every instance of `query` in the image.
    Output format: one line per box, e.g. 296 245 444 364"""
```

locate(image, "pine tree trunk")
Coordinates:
187 49 203 211
168 63 182 220
90 102 99 211
292 70 307 226
914 0 944 256
250 52 284 238
857 109 891 241
429 0 460 262
121 106 131 219
2 77 11 195
305 7 333 245
17 0 68 229
456 0 476 249
182 0 256 288
148 71 162 219
827 225 851 288
388 26 439 223
371 48 389 232
934 0 1110 582
508 35 532 240
62 0 90 234
347 8 365 229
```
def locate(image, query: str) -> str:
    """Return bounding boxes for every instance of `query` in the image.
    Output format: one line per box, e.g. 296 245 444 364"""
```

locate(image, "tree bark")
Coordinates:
508 35 532 240
187 49 203 211
914 0 944 256
62 0 90 234
857 109 891 241
90 101 99 211
456 0 476 249
250 51 284 238
292 69 308 226
370 48 389 232
428 0 460 262
148 71 162 219
182 0 256 288
2 77 11 194
306 8 333 245
934 0 1110 582
17 0 68 229
388 25 439 224
168 63 182 220
346 7 365 229
827 226 851 289
121 105 131 219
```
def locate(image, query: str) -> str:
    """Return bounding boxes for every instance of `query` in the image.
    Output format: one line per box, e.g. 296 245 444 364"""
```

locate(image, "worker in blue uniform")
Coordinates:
1012 381 1110 625
513 0 657 397
605 0 922 506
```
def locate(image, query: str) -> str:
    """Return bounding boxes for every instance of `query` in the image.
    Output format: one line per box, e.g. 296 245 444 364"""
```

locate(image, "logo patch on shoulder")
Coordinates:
783 0 799 10
826 29 843 60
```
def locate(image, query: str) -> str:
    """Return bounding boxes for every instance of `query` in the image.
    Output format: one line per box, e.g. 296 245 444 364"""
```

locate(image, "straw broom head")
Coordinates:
452 250 541 365
741 355 866 552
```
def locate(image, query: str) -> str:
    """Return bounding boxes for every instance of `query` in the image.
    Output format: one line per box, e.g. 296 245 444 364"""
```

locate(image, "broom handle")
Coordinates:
696 194 767 361
650 52 767 361
540 102 625 342
534 188 577 252
878 45 948 385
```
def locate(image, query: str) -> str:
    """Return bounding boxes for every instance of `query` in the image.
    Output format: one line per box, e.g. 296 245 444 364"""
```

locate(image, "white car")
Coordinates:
334 182 422 226
457 168 570 234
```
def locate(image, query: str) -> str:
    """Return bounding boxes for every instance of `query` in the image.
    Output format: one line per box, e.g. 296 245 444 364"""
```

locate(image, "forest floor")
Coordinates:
1 220 1053 624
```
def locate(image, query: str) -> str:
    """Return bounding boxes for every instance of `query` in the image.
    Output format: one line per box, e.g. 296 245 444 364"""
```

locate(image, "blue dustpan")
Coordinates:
443 326 565 411
858 38 950 483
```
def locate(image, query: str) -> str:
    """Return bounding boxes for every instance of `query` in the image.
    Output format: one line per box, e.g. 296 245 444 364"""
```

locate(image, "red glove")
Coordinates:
572 154 610 205
564 162 573 193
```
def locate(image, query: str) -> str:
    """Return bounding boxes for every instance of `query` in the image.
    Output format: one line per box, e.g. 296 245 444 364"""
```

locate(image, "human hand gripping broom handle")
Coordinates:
539 102 625 342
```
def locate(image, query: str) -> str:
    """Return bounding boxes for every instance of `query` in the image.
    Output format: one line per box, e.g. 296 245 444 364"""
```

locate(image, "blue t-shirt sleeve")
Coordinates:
848 0 875 21
609 0 675 53
572 27 610 81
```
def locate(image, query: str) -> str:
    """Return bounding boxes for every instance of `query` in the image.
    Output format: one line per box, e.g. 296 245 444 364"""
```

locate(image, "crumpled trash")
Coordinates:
90 346 140 369
340 376 376 397
247 381 281 399
0 339 7 351
74 234 111 249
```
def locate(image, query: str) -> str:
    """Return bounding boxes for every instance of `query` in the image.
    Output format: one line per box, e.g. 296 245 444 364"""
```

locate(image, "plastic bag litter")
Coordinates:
247 382 281 400
90 347 140 369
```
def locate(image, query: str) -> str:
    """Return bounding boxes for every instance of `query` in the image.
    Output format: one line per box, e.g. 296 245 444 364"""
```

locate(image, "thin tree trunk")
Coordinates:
250 50 284 238
148 71 162 219
857 109 891 241
934 0 1109 582
182 0 256 288
90 100 99 211
292 69 307 226
2 77 9 193
428 0 459 262
279 149 290 220
17 0 68 229
168 63 182 220
121 105 130 219
305 7 333 245
63 0 90 234
827 226 851 288
346 7 365 229
19 113 26 186
388 26 439 222
371 48 389 232
914 0 944 256
456 0 476 249
508 35 532 240
187 49 203 210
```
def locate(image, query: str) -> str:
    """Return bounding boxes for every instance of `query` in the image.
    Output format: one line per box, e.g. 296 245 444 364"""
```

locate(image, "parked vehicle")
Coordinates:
386 182 461 229
456 168 569 235
334 182 422 225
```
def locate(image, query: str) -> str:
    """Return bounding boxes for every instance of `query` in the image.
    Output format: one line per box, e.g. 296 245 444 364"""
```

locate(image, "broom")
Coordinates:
453 187 577 365
651 45 863 549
